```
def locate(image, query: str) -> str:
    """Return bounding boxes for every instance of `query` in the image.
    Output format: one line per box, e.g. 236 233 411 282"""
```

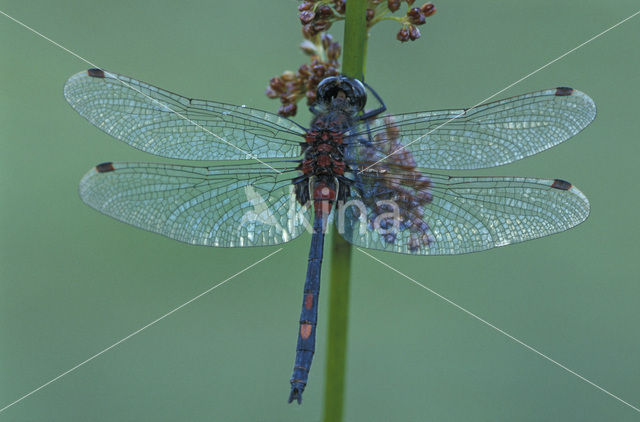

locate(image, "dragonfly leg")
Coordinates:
357 81 387 120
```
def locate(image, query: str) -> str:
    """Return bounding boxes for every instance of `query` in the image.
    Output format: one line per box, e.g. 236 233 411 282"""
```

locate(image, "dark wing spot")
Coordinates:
87 68 105 78
551 179 572 190
555 87 574 96
96 162 115 173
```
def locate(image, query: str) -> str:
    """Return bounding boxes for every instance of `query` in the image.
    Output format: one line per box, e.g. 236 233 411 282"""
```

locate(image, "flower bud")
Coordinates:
421 2 436 16
407 7 426 25
388 0 401 12
299 10 315 24
409 25 421 40
279 103 298 117
397 27 410 42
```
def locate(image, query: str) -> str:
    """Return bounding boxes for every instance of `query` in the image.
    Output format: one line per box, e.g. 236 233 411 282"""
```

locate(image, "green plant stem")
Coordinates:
323 1 368 421
341 0 369 80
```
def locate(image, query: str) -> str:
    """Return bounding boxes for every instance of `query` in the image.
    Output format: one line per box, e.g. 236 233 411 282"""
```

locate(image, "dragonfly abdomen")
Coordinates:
289 180 335 404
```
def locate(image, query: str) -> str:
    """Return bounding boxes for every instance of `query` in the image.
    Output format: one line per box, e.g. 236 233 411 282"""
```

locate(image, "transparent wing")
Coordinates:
339 172 590 255
79 161 311 247
64 69 306 160
354 88 596 170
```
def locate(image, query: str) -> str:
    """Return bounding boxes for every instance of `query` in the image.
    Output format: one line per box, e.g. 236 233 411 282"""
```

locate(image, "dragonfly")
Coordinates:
64 69 595 404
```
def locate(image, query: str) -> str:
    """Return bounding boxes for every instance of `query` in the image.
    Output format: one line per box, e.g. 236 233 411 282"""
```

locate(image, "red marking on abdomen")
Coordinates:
304 293 314 310
313 182 336 218
313 183 336 201
300 323 312 339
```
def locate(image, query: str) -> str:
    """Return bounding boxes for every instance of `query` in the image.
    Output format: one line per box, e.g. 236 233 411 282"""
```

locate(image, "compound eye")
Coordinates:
316 76 341 104
350 79 367 111
316 76 368 111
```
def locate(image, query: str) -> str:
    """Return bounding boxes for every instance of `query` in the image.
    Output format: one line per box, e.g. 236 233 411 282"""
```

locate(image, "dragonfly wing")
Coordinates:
64 69 306 160
79 162 310 247
338 173 589 255
356 88 595 169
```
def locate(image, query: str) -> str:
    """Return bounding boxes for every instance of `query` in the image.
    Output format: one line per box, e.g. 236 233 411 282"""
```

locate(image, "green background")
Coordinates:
2 1 639 420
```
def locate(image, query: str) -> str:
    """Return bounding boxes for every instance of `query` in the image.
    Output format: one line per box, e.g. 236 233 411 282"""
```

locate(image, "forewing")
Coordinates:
356 88 595 170
79 162 310 247
339 173 589 255
64 69 306 160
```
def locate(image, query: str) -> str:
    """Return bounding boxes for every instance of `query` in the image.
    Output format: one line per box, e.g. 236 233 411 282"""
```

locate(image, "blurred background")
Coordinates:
1 1 639 420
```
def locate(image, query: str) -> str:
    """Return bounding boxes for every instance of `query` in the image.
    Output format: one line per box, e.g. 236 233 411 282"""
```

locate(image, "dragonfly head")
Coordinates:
316 76 367 112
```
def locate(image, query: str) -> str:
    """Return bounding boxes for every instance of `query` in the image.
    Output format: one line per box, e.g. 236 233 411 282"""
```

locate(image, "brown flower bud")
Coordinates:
312 20 331 32
302 23 316 38
407 7 426 25
397 27 410 42
311 64 326 77
317 5 334 18
334 0 346 14
388 0 401 12
309 74 322 87
327 42 341 62
306 90 317 104
421 2 436 16
265 87 279 99
281 71 296 82
408 25 421 40
366 9 375 21
279 103 298 117
284 93 299 104
300 40 317 55
299 10 315 24
325 66 339 76
297 64 311 78
269 77 286 93
321 33 333 49
298 2 314 11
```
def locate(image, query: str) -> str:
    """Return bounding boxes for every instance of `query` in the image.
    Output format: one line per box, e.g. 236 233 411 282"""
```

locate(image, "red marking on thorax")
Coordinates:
300 159 313 175
317 155 331 167
305 131 318 144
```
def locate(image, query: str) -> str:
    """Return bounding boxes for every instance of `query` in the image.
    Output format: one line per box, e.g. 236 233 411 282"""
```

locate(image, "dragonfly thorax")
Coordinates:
293 77 368 210
294 127 352 207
